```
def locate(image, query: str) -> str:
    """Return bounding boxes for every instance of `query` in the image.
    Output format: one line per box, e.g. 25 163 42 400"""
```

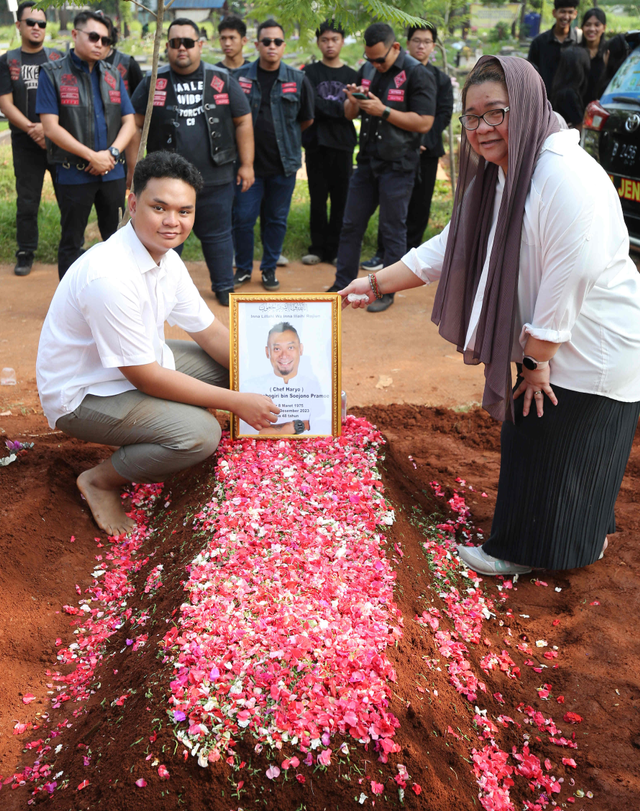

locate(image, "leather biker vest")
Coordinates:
42 53 124 166
145 63 237 166
6 46 63 118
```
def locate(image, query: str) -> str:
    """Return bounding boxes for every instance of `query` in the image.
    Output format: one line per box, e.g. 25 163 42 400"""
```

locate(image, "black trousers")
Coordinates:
305 146 353 262
333 162 415 289
57 178 126 280
12 140 58 257
377 152 440 257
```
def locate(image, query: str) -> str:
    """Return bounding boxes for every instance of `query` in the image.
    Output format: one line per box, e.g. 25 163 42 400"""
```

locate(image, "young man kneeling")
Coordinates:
36 152 280 536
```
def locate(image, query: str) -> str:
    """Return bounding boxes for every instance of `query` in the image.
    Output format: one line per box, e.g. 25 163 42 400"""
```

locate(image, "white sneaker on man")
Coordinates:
277 254 289 266
302 254 321 265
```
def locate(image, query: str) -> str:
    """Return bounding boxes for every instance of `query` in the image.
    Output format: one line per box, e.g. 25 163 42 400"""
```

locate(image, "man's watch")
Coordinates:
293 419 306 435
108 146 120 160
381 106 392 120
522 355 549 371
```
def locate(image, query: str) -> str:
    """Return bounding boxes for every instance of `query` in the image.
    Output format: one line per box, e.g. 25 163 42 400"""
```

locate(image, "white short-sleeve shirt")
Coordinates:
402 129 640 402
36 222 215 428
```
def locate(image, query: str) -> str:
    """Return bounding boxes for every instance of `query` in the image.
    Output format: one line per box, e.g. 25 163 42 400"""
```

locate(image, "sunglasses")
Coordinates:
168 37 198 50
260 37 285 47
23 19 47 29
363 43 394 64
78 29 111 46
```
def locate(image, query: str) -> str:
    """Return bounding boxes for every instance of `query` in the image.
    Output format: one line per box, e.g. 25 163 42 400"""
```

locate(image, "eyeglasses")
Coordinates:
459 107 510 131
23 19 47 29
410 38 433 46
363 43 394 64
260 37 285 47
78 29 111 47
168 37 198 50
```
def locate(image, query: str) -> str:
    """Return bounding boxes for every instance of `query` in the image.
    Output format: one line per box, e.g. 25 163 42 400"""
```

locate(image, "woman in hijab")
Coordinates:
580 8 608 104
337 56 640 576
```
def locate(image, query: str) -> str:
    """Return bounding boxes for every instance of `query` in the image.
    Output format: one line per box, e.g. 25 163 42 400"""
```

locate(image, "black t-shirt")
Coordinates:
301 61 358 152
105 50 144 96
0 48 49 150
356 51 436 174
253 65 315 177
131 64 250 186
254 65 284 177
215 58 250 73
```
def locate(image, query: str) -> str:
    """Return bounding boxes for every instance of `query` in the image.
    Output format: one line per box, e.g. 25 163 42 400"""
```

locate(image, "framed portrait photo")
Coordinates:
229 294 342 439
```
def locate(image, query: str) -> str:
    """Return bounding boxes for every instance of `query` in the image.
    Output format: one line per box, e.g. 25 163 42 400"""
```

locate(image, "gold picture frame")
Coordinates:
229 293 342 439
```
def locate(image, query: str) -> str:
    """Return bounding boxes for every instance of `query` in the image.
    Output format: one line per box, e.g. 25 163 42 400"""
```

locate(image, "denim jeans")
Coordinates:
233 174 297 274
174 181 235 292
333 162 415 290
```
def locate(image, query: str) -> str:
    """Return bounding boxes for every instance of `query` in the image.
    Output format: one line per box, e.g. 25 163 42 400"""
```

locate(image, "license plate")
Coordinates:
610 173 640 206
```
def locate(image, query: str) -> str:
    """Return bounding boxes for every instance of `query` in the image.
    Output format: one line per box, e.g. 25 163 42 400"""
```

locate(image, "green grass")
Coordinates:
0 140 453 264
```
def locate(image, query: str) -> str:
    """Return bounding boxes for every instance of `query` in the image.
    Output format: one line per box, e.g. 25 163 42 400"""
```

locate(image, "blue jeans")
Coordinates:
333 162 415 290
233 174 297 274
175 181 235 292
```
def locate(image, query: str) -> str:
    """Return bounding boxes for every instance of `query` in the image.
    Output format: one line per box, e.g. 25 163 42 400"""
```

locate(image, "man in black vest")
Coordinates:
98 13 143 98
36 10 136 280
131 17 254 306
363 22 453 270
0 1 63 276
328 23 435 312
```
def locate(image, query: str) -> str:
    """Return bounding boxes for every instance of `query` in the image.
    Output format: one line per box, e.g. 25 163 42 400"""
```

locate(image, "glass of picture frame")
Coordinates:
229 293 342 439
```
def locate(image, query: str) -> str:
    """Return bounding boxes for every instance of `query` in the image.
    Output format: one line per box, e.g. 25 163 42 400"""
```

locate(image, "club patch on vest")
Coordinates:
108 90 121 104
104 71 117 90
155 78 168 90
49 51 61 61
394 70 406 88
9 59 20 81
387 88 404 102
153 90 167 106
211 75 225 93
214 93 229 105
282 81 297 94
60 74 79 105
361 78 371 90
239 78 252 95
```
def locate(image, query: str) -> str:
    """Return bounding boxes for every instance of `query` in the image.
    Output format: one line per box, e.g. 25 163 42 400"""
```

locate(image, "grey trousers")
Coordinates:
56 340 229 483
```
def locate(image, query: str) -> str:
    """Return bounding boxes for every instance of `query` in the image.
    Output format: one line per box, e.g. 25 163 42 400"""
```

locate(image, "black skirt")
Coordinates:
483 383 640 570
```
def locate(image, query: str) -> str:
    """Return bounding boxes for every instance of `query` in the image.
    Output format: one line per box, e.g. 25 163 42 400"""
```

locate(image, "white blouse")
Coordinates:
402 129 640 402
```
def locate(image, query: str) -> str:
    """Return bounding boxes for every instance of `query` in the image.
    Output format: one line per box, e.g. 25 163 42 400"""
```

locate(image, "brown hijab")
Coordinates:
431 55 559 422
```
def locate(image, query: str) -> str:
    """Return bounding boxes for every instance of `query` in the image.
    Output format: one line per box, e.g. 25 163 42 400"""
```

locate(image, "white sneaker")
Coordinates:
457 544 532 576
302 253 321 265
277 254 289 266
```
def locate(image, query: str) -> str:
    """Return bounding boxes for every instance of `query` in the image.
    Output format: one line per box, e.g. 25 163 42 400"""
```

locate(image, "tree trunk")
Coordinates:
59 7 68 32
118 2 165 228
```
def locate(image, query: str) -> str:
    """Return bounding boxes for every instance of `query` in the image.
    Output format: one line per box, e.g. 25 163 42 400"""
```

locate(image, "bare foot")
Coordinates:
77 460 135 537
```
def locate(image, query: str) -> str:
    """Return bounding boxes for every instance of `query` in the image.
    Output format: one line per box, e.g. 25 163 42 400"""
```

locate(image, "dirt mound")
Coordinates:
0 406 639 810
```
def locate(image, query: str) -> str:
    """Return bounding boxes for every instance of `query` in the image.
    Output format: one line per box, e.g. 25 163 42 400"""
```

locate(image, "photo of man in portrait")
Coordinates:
239 321 332 435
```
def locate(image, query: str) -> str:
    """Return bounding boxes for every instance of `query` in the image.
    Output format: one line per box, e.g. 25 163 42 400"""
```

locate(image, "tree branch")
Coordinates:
127 0 157 18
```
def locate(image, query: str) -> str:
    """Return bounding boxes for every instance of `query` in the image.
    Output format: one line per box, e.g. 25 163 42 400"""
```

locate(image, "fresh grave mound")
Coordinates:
1 407 638 810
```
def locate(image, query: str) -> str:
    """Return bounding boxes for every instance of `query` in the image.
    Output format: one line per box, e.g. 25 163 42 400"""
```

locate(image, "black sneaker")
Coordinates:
366 293 394 313
215 289 233 307
327 284 340 293
14 251 34 277
360 254 384 271
262 270 280 291
233 269 251 288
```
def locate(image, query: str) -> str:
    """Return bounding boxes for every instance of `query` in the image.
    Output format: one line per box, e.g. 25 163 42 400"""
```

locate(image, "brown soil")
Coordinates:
0 262 639 810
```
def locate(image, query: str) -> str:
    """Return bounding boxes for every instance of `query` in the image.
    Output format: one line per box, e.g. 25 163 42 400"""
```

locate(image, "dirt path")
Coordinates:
0 259 485 417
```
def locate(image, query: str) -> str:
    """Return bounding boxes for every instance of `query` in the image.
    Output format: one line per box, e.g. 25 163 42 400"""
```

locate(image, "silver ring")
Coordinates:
534 390 542 395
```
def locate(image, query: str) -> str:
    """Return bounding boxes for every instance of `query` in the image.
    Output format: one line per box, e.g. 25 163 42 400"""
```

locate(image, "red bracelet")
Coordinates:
368 273 382 300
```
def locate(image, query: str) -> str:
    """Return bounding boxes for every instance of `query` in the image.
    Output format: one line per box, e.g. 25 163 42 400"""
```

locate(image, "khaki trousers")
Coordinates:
56 340 229 482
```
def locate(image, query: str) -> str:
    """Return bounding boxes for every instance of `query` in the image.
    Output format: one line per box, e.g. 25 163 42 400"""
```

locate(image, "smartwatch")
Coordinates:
108 146 120 160
382 106 392 120
522 355 549 371
293 419 306 435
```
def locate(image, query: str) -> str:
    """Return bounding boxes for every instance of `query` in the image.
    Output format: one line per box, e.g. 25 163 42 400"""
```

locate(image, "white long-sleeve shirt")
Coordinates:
402 129 640 402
